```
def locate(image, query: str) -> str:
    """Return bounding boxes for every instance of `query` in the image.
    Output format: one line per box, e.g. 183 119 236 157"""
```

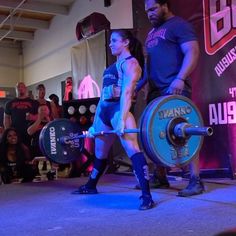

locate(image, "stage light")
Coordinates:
68 106 75 115
78 105 87 114
89 104 97 113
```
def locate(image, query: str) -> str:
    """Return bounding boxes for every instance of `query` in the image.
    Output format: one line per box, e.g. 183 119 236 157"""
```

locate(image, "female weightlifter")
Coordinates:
73 29 155 210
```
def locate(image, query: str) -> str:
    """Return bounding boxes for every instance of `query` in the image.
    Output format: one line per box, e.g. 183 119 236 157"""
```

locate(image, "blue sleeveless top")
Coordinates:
102 63 119 88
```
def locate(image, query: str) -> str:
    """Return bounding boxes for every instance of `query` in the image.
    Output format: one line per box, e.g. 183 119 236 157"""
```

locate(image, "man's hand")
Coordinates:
166 78 185 95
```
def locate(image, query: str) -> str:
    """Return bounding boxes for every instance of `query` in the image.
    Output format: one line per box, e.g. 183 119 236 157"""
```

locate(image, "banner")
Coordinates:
171 0 236 173
71 30 106 99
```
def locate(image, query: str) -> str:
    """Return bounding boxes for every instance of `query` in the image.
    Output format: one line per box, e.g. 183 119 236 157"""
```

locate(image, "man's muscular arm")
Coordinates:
166 41 199 95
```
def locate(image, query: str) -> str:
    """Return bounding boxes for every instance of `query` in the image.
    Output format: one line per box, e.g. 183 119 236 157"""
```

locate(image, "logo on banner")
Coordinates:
203 0 236 55
78 74 101 99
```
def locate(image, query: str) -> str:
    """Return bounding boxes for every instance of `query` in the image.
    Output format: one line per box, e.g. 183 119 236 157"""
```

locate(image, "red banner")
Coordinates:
171 0 236 174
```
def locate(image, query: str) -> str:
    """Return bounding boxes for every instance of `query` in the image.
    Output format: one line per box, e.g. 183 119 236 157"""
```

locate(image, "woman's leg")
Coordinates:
74 117 116 193
111 112 154 210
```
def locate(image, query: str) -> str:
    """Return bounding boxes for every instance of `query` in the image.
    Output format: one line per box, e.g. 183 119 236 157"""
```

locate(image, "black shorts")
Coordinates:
98 101 120 128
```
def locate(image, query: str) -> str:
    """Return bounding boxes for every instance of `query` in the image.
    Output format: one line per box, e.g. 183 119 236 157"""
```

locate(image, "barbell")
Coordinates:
39 95 213 167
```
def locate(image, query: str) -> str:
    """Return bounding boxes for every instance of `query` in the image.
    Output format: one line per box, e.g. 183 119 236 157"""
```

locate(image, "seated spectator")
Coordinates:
49 94 63 118
0 128 35 184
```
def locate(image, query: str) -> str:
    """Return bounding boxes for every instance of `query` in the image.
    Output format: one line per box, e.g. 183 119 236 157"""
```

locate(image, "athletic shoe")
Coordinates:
71 184 98 194
178 176 204 197
139 195 155 210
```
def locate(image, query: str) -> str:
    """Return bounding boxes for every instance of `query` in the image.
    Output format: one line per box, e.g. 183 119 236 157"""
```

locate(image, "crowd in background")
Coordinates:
0 82 63 184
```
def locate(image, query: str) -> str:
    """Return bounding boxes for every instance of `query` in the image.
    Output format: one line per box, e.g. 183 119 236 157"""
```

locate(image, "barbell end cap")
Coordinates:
206 127 214 136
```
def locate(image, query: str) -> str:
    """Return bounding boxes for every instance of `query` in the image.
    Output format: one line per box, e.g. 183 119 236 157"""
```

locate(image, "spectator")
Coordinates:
27 104 55 179
0 127 35 184
27 104 51 158
63 77 73 101
36 84 59 119
49 94 63 118
4 82 39 147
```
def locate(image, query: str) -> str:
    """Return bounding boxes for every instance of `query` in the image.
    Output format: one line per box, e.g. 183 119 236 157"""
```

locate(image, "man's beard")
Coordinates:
150 13 165 28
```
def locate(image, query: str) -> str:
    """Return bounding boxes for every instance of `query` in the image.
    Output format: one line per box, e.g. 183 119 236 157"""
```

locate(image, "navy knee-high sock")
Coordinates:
85 157 107 189
131 152 151 197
